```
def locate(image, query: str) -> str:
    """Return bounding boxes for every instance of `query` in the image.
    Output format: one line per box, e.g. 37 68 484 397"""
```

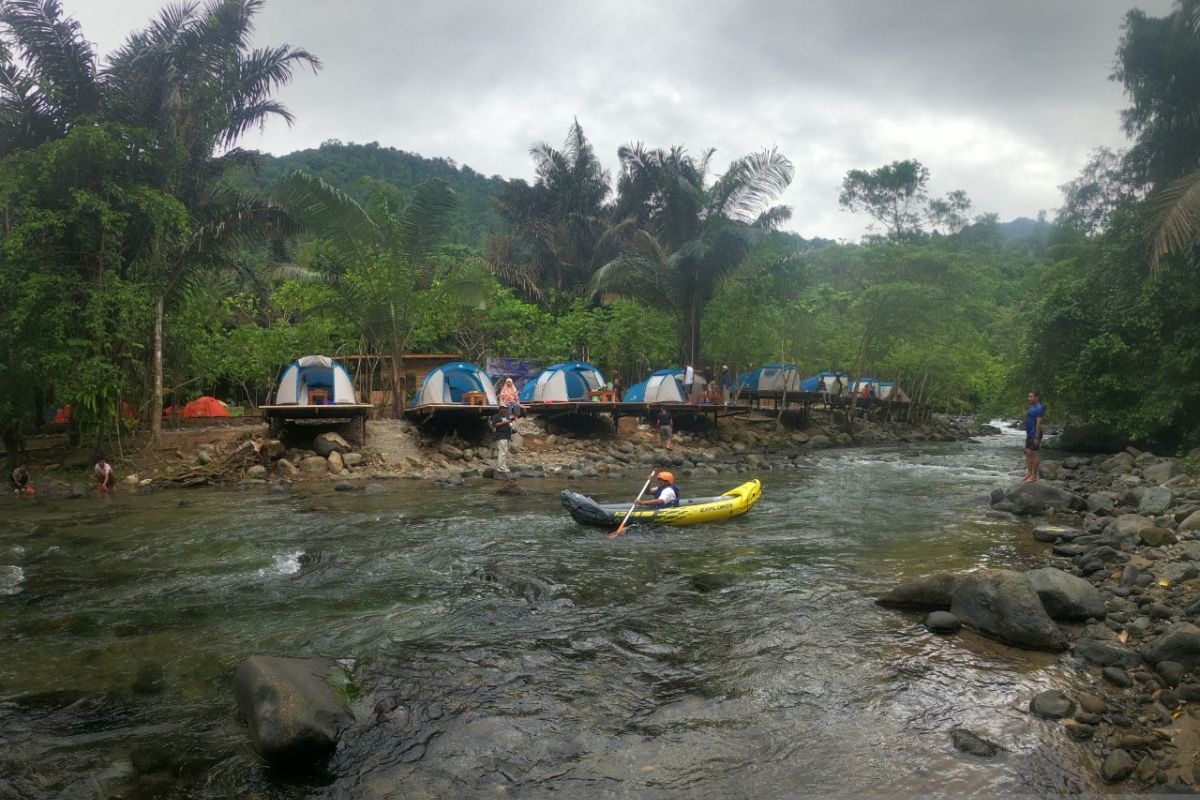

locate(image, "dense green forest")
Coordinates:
3 0 1200 459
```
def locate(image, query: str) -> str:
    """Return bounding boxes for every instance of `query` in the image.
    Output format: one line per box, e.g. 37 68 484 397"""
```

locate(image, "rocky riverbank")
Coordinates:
25 411 986 496
880 441 1200 790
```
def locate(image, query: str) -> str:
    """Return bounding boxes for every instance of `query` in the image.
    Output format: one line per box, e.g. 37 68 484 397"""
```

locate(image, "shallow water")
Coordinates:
0 426 1102 798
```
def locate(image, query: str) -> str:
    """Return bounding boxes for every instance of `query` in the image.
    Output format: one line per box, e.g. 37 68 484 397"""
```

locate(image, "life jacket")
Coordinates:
655 483 681 507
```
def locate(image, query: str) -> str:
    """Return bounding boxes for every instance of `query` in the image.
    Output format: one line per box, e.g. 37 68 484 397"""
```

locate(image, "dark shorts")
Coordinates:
1025 436 1041 452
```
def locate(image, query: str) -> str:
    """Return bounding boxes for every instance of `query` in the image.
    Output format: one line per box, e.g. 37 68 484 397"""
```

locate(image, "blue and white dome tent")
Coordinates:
525 361 605 402
273 355 359 405
801 370 849 394
624 369 686 403
735 364 802 393
413 362 499 406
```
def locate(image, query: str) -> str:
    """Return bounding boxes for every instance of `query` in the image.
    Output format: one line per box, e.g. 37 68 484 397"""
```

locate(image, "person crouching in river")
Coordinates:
95 456 116 494
10 463 32 496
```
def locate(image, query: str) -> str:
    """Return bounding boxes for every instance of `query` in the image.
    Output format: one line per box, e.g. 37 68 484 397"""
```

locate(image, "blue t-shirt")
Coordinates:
1025 402 1044 435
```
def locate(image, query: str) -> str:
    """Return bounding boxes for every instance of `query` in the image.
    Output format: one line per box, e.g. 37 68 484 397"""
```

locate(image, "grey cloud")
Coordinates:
61 0 1176 238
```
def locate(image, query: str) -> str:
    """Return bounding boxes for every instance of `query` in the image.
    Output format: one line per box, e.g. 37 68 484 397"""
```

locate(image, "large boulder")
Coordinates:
1143 461 1182 485
299 456 328 475
875 573 958 610
1074 639 1140 668
233 655 354 768
1102 452 1136 474
1142 623 1200 668
1181 510 1200 533
1103 514 1155 546
1042 424 1128 453
313 432 352 458
1025 568 1105 621
1139 486 1174 516
990 482 1079 516
950 569 1068 651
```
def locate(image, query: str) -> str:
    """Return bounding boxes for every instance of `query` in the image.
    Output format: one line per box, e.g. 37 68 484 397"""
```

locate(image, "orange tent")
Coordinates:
181 396 231 419
54 403 139 423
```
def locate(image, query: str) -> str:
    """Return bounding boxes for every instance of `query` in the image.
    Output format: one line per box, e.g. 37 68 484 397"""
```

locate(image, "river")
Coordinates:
0 425 1105 798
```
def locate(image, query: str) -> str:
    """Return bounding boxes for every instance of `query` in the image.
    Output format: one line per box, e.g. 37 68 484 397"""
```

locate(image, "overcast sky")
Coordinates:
61 0 1175 240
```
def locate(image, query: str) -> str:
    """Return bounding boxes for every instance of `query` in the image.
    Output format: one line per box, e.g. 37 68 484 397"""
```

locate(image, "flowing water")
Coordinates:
0 426 1104 799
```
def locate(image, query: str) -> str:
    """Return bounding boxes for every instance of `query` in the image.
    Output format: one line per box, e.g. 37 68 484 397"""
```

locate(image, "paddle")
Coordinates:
608 470 657 540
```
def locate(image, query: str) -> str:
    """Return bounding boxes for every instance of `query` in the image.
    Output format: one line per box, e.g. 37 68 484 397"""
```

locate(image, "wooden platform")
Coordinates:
402 403 500 423
524 401 750 425
402 401 751 427
260 403 373 442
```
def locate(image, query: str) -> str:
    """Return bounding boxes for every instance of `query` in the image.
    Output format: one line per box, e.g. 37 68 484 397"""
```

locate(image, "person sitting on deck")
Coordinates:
635 471 680 507
499 377 521 417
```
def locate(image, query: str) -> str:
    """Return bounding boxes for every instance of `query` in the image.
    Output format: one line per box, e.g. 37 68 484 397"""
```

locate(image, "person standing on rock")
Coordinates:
1024 391 1045 483
491 407 513 473
656 406 674 451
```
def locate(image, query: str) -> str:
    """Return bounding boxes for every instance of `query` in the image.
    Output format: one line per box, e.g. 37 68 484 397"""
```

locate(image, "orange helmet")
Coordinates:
657 471 674 483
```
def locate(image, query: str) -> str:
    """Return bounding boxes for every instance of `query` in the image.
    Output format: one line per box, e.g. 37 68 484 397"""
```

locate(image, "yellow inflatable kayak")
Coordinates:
561 479 762 528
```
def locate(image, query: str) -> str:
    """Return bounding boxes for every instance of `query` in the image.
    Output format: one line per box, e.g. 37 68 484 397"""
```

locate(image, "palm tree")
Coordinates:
592 144 793 364
489 119 611 307
0 0 100 156
271 172 465 416
102 0 319 439
1 0 318 441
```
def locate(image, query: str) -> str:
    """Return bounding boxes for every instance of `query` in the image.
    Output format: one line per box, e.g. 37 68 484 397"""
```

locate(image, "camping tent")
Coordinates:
876 381 910 402
736 363 801 393
413 361 498 406
624 370 685 403
801 370 849 394
182 396 230 418
524 361 605 402
273 355 358 405
53 402 139 424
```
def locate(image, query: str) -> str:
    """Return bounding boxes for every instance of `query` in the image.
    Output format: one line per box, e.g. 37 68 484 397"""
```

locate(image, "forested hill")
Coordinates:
237 140 510 246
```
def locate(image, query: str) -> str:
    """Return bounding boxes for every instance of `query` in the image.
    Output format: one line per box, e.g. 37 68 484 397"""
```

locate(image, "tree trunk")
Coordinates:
151 293 164 443
390 348 405 418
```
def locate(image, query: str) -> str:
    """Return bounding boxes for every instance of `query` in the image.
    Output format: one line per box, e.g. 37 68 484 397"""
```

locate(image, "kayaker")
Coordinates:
636 471 680 507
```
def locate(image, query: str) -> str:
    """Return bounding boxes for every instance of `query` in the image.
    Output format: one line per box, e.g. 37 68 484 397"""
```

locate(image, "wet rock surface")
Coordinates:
880 439 1200 789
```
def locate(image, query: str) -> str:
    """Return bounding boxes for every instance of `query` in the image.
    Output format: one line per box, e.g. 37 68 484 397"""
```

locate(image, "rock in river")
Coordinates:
1030 689 1075 719
876 573 958 610
1025 567 1105 621
949 727 1002 756
233 655 354 769
1141 622 1200 669
990 482 1079 516
950 569 1068 652
924 611 961 634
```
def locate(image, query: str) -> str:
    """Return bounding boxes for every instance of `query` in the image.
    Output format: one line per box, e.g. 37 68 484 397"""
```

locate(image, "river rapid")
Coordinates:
1 426 1108 799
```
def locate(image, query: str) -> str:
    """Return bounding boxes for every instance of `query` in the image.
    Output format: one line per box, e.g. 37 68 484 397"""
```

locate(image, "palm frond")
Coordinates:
753 205 793 230
0 0 99 120
1147 165 1200 272
270 170 379 263
397 177 456 259
712 148 795 224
